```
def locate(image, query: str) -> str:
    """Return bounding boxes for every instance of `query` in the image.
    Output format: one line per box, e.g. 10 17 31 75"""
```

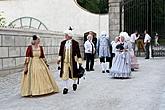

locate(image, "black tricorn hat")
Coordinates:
69 26 73 31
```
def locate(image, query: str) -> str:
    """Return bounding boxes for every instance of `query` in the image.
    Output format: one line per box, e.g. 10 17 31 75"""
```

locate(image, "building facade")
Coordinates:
0 0 109 35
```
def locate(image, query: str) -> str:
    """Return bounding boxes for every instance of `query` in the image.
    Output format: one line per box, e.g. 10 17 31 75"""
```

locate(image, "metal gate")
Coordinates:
120 0 165 57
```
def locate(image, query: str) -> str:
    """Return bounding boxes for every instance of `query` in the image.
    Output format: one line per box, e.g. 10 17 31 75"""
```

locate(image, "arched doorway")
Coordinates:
84 31 97 60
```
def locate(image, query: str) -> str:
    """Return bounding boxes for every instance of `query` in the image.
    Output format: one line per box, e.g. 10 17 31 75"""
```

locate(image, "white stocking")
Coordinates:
105 62 109 70
73 79 77 84
101 63 105 71
63 80 68 89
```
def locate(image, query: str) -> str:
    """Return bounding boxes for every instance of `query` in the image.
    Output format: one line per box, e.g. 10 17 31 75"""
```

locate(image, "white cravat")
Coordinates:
65 40 72 49
64 40 72 63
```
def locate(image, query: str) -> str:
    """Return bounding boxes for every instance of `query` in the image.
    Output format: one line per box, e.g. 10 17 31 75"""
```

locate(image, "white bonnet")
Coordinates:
119 32 130 41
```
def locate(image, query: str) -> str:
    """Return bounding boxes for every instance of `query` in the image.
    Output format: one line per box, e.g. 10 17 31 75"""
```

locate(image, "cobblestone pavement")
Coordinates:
0 57 165 110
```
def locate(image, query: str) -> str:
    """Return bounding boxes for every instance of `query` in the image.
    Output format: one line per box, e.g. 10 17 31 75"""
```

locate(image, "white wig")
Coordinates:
64 30 73 37
100 31 107 36
119 32 130 41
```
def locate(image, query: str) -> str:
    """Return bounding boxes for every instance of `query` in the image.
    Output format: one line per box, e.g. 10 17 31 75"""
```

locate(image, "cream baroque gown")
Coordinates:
21 47 59 96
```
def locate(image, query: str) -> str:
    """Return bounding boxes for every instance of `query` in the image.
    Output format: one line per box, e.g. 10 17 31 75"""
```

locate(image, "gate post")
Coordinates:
109 0 122 40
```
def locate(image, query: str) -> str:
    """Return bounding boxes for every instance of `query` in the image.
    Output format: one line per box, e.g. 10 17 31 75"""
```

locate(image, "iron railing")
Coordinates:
120 0 165 57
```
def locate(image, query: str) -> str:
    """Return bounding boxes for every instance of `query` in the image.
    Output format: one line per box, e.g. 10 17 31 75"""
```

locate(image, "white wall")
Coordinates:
0 0 108 36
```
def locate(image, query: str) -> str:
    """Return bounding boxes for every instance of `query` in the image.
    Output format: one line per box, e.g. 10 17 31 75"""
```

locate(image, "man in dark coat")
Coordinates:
57 29 82 94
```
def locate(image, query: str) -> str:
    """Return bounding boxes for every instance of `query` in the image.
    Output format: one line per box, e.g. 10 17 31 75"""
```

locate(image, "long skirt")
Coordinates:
110 52 131 78
130 50 139 69
21 58 59 96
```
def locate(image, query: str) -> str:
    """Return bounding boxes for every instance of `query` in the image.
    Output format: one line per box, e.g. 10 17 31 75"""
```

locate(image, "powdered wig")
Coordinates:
64 30 73 37
119 32 130 41
100 31 107 37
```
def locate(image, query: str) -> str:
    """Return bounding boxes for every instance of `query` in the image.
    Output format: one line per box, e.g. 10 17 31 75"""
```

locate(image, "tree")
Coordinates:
0 11 6 27
76 0 109 14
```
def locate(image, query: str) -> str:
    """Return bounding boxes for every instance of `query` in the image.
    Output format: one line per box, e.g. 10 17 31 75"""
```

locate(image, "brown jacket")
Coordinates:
58 39 82 78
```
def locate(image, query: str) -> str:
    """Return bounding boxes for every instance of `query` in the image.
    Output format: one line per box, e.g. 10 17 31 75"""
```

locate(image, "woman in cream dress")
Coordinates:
21 35 59 96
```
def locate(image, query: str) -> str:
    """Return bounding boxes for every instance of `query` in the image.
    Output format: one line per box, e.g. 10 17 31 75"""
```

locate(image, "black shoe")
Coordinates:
73 84 77 91
145 57 149 59
90 69 94 71
106 70 110 73
102 70 105 73
63 88 68 94
131 68 134 71
86 69 90 71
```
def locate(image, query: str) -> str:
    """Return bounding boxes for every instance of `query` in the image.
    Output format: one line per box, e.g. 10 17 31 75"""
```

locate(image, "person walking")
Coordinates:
21 35 59 97
97 31 112 73
57 29 82 94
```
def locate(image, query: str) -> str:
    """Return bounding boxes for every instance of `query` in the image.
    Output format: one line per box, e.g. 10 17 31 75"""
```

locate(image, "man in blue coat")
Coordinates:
97 31 112 73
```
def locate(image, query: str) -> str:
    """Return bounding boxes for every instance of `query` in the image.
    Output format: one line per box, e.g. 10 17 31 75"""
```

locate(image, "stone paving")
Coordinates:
0 57 165 110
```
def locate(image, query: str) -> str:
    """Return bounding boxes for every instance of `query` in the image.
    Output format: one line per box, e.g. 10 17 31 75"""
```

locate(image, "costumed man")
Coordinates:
57 29 82 94
97 31 112 73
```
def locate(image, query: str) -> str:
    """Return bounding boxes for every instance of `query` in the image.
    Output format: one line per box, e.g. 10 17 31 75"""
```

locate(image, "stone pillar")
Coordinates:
109 0 122 40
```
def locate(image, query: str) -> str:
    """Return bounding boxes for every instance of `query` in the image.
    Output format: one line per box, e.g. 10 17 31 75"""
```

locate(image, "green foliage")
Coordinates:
0 11 6 27
76 0 108 14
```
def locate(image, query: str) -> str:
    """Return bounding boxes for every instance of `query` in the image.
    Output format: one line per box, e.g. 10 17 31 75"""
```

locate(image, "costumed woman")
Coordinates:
110 36 120 68
21 35 59 97
110 32 132 78
126 34 139 71
129 48 139 71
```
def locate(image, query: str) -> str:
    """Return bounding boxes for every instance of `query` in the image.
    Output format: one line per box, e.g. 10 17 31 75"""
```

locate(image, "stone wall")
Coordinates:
0 27 84 76
109 0 122 40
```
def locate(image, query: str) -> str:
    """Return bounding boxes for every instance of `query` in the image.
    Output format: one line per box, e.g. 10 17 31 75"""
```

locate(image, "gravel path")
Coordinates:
0 57 165 110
